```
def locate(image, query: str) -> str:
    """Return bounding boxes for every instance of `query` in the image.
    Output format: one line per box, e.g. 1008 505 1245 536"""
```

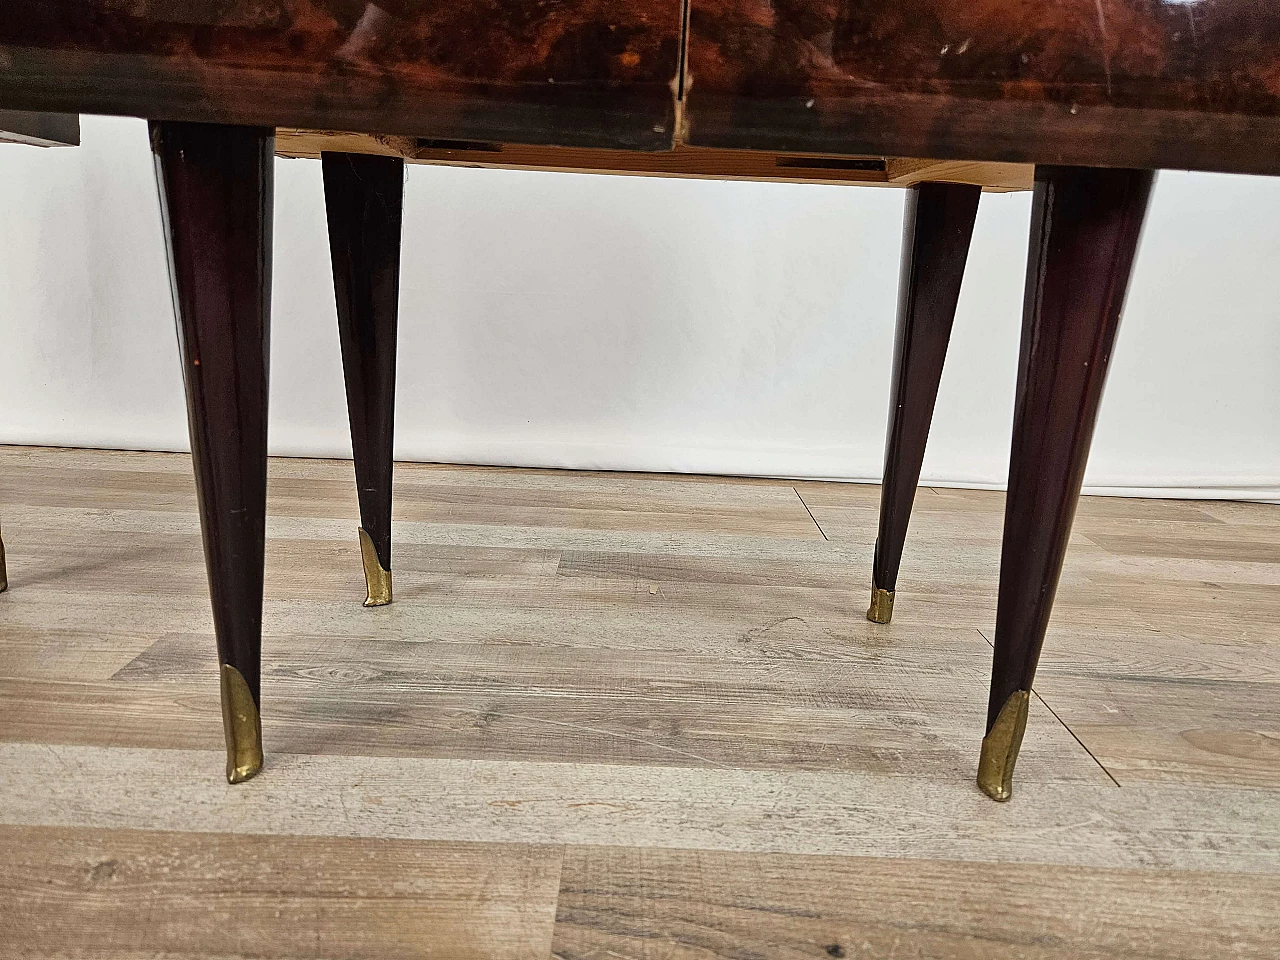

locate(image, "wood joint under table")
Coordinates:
274 129 1033 192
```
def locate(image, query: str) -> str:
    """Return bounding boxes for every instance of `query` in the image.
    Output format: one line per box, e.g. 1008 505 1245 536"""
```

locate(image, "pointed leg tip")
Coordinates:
357 528 392 607
226 758 263 784
976 689 1030 803
866 585 894 624
976 774 1014 802
220 663 264 785
976 742 1016 801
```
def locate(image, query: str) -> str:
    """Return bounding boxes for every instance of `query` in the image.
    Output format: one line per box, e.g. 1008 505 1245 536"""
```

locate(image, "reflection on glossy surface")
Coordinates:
690 0 1280 111
685 0 1280 172
0 0 683 148
6 0 678 86
7 2 1280 168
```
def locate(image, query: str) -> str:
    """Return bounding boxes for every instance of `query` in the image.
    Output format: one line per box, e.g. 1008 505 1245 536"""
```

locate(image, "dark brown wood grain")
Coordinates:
989 165 1154 730
0 0 683 150
152 121 273 707
6 2 1280 168
323 151 402 574
685 0 1280 173
873 182 980 601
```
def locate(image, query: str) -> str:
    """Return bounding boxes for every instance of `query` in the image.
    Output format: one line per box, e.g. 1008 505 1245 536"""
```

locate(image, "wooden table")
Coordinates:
2 1 1276 800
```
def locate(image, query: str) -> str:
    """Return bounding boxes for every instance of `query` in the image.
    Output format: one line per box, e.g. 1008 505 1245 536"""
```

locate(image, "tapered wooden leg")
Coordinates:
152 121 273 784
978 166 1154 801
322 151 404 607
869 182 982 623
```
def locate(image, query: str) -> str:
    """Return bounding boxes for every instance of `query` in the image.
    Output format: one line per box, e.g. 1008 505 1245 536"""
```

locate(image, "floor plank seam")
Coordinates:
792 487 829 541
977 628 1122 788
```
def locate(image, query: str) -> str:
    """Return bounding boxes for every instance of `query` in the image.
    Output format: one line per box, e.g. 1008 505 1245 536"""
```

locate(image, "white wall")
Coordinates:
2 115 1278 498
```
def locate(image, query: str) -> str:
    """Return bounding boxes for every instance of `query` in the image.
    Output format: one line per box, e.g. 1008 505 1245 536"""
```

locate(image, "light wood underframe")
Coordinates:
275 128 1035 192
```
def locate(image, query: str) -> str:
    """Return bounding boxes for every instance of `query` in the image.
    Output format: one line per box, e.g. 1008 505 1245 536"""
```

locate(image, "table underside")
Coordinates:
274 129 1034 190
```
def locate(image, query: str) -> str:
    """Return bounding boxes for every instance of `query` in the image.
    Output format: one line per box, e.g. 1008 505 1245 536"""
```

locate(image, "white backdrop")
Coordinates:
2 115 1278 498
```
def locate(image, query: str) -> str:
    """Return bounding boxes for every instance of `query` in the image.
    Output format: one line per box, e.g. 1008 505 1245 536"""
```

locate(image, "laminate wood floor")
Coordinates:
1 444 1278 958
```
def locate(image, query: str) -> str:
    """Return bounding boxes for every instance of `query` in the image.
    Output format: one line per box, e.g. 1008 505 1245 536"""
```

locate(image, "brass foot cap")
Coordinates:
220 663 263 784
977 689 1030 801
866 585 895 624
358 527 392 607
227 760 262 785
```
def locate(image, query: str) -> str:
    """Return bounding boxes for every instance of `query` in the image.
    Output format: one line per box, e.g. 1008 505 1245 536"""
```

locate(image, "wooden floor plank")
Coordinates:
1 454 822 539
2 742 1279 874
551 845 1280 960
3 444 1280 956
0 630 1098 780
0 824 563 960
1033 664 1280 788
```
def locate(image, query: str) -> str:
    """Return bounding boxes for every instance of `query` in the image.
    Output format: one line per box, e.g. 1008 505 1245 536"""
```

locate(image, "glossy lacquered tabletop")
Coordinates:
1 0 684 149
685 0 1280 170
4 1 1280 171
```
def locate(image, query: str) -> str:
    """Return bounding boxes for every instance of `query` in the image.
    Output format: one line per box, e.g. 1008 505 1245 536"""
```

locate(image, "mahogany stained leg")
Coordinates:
322 151 404 606
978 165 1154 801
868 181 982 623
152 121 273 784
